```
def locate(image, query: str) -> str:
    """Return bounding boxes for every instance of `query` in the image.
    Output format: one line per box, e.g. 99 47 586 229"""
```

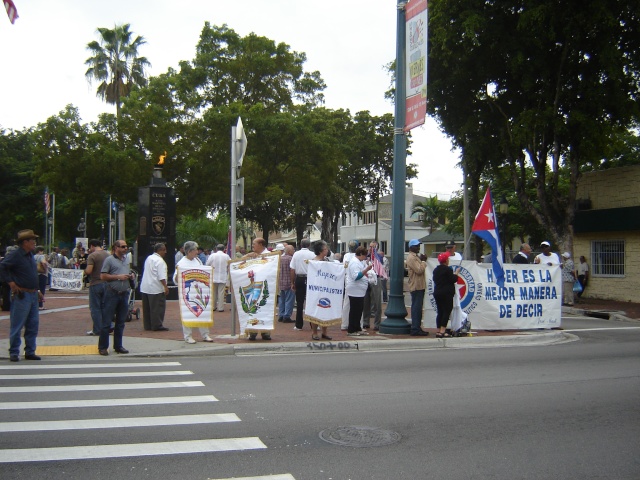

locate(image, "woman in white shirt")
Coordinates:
173 241 214 344
345 246 373 336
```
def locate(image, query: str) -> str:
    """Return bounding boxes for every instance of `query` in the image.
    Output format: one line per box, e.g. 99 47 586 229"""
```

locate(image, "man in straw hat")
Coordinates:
0 229 43 362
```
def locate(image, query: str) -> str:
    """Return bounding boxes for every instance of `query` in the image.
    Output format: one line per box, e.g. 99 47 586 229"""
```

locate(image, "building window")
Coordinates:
591 240 625 277
380 241 387 253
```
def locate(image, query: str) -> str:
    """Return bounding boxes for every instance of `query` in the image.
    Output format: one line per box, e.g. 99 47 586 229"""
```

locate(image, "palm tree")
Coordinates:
412 196 443 234
85 24 151 118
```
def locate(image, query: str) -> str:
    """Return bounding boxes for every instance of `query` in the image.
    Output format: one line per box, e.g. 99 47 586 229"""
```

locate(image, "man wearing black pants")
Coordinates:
290 238 315 330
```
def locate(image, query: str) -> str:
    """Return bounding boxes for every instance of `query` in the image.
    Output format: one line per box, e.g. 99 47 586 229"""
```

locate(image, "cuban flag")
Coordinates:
472 188 505 287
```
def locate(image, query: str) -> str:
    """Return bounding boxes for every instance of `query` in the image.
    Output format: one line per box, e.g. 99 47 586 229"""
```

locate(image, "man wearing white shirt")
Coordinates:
534 241 561 266
140 243 169 331
290 238 315 331
445 240 463 262
206 244 231 312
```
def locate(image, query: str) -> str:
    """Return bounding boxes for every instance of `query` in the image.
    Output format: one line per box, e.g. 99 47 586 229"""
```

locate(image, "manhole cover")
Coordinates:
319 425 401 448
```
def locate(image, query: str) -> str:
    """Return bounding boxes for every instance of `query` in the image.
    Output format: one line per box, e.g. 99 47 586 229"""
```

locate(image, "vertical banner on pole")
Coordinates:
404 0 428 131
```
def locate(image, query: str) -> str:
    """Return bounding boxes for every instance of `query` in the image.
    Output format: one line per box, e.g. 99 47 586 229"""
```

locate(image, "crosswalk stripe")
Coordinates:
0 395 218 410
0 370 193 380
0 362 182 370
562 327 640 332
0 413 240 432
0 381 204 393
211 475 295 480
0 437 267 463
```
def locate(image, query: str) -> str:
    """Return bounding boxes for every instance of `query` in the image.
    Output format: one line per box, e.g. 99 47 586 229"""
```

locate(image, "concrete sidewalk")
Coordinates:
0 291 579 360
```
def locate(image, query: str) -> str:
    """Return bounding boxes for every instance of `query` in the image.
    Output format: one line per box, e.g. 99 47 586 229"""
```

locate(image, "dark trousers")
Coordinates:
142 292 167 330
410 289 425 333
294 276 307 329
348 296 365 333
434 293 454 329
38 274 47 308
577 275 587 298
100 288 129 350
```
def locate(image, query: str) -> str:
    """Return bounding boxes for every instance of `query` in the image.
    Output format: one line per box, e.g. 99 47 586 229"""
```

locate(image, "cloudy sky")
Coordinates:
0 0 461 198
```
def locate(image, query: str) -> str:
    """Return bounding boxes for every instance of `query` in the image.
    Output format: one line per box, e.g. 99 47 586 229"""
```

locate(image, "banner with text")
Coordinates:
304 260 345 326
405 0 428 131
50 268 84 291
424 260 562 329
229 252 279 336
176 265 214 328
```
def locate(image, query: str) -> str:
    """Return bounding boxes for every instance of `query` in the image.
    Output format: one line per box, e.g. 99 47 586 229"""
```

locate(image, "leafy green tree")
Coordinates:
176 213 229 249
428 0 640 251
0 128 40 247
412 196 444 234
85 23 151 118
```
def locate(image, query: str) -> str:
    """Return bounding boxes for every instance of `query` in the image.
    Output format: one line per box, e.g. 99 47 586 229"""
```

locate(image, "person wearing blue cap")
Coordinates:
405 239 429 336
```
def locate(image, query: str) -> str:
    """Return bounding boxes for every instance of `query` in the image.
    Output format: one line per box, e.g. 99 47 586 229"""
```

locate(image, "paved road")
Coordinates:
1 322 638 479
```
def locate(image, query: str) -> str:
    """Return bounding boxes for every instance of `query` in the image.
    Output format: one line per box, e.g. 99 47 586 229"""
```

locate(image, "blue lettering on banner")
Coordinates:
516 303 543 317
485 286 515 301
519 286 558 300
538 270 552 282
308 285 343 295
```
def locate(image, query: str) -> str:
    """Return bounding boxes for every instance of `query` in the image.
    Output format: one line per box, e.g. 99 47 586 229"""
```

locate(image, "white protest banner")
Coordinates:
50 268 84 291
304 260 345 326
176 265 214 328
229 252 279 336
424 260 562 330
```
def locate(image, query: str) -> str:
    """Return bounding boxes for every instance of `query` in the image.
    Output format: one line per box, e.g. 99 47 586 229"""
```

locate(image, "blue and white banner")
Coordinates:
424 260 562 330
50 268 84 291
229 252 279 336
305 260 345 326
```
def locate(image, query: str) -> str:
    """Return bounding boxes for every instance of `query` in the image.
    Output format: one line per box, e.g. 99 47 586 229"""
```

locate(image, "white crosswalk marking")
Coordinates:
0 380 204 393
0 362 182 370
0 395 218 410
0 360 270 468
0 370 194 380
210 475 296 480
0 413 240 432
0 437 267 463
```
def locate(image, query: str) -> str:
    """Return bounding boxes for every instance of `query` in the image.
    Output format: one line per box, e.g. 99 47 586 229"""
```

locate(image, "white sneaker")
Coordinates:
185 336 196 344
347 332 361 337
203 335 214 343
293 327 303 331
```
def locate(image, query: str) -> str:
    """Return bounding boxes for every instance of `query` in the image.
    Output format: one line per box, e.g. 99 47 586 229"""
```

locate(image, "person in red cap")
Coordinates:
432 252 459 338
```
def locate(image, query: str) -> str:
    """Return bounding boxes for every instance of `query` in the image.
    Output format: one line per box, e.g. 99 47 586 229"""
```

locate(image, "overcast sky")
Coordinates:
0 0 461 198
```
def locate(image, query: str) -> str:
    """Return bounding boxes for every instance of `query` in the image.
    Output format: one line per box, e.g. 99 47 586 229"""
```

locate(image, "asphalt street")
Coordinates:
1 318 639 480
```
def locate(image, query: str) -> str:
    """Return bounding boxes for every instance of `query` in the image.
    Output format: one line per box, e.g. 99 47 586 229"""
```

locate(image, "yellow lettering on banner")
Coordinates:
409 57 425 79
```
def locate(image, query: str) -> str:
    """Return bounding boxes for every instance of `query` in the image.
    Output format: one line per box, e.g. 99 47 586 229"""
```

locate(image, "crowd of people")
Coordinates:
1 226 590 361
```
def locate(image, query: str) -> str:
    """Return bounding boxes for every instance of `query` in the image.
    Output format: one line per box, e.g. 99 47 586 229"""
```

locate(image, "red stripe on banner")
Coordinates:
3 0 18 24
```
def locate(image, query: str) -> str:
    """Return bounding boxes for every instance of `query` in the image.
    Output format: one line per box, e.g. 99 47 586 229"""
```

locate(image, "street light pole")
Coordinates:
379 0 410 335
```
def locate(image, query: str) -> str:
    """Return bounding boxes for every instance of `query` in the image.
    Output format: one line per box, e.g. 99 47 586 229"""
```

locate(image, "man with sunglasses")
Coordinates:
98 240 133 356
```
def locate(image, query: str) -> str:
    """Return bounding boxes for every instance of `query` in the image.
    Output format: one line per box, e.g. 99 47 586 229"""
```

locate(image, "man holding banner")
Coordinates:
231 238 279 341
305 240 343 341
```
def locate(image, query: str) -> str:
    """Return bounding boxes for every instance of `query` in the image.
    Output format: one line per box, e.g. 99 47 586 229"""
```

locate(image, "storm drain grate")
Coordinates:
319 425 401 448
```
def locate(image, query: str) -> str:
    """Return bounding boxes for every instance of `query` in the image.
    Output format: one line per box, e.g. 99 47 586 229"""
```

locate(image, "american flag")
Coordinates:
225 228 233 257
44 187 50 215
3 0 18 24
369 244 388 279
